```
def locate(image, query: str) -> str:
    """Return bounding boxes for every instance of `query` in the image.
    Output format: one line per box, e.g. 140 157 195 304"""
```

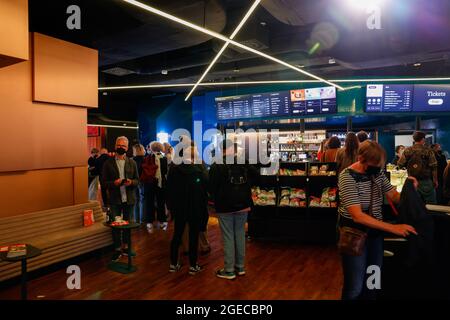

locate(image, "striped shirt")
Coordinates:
338 168 394 221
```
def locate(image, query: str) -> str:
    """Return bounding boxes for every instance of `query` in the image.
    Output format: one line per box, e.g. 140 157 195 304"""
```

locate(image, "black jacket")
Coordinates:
208 161 259 213
398 178 434 268
166 163 209 231
96 154 110 177
435 151 447 185
101 157 139 205
133 155 145 178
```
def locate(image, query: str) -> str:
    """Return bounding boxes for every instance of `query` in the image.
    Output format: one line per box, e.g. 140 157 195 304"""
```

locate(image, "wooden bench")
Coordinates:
0 201 113 282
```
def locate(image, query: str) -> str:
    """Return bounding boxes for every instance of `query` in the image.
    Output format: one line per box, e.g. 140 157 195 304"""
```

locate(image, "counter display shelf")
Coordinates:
249 162 338 243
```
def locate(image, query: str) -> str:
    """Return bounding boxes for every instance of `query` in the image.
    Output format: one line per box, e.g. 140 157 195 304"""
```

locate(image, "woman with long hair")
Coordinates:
322 136 341 162
336 132 359 174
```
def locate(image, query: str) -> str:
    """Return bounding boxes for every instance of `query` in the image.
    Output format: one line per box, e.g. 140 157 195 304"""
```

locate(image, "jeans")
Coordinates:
133 183 145 223
417 179 437 204
217 212 248 273
170 218 200 267
144 184 166 223
341 232 383 300
110 203 134 249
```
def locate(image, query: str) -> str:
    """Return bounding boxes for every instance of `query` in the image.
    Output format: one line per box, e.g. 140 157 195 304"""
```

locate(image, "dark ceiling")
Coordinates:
29 0 450 121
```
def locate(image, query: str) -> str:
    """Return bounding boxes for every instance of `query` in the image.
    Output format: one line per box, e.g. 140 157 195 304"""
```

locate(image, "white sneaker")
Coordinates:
161 222 168 231
146 223 154 233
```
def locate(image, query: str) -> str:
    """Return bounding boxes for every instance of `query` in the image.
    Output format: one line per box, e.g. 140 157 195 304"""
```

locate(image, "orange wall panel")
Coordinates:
0 168 75 218
0 36 87 173
0 0 29 68
32 33 98 108
73 166 88 204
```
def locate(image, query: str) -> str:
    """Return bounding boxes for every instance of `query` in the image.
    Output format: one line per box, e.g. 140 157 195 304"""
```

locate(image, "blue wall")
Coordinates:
191 80 450 159
136 80 450 156
138 94 192 147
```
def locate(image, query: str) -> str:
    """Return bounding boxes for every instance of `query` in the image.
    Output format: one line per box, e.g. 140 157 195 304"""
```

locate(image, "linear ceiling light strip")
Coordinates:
99 77 450 90
185 0 262 101
122 0 344 91
88 124 139 129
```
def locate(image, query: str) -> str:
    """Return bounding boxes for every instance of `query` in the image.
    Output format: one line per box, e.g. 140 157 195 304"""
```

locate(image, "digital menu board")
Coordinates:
216 86 337 121
366 84 450 113
366 84 413 112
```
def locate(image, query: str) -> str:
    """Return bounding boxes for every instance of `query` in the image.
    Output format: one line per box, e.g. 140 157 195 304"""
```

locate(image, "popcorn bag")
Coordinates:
83 209 95 227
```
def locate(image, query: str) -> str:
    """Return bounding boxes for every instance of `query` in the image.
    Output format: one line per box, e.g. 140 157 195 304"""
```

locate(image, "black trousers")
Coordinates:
170 217 200 267
100 179 108 207
145 184 166 223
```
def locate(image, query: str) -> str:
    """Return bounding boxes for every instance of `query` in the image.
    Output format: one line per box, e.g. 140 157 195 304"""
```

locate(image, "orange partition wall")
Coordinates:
0 32 98 217
0 0 29 68
33 33 98 108
0 168 75 218
0 43 87 172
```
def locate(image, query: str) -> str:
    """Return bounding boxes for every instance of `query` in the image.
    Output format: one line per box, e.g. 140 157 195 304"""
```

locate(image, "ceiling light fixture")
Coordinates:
413 63 421 67
121 0 344 91
185 0 261 101
88 124 139 129
98 77 450 91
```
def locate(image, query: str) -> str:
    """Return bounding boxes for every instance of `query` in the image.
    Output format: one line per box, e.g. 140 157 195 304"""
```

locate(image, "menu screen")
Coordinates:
366 84 413 112
216 86 337 121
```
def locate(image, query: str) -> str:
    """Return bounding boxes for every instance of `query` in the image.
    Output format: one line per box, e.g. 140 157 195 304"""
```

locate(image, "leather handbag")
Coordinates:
338 226 368 256
338 179 374 256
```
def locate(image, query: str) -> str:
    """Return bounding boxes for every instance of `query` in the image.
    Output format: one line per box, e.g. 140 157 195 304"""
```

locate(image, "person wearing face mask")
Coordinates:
431 144 448 204
166 142 209 275
392 145 405 166
102 136 139 262
338 140 418 300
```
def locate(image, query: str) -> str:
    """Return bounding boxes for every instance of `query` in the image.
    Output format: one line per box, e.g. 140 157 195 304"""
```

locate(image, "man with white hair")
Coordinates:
102 136 140 262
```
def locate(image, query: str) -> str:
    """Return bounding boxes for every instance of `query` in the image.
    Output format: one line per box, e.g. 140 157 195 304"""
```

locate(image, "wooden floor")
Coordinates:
0 217 343 300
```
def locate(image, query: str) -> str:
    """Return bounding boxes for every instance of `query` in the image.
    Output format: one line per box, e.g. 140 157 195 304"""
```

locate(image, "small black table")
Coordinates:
104 222 140 274
0 244 42 300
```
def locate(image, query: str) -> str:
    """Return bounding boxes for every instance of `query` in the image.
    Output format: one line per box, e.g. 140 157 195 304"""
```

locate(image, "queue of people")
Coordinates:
321 130 449 205
87 136 257 280
88 132 448 298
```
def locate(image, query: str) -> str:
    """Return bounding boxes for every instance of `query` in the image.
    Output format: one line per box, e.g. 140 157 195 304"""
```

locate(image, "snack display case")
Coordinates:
248 162 338 243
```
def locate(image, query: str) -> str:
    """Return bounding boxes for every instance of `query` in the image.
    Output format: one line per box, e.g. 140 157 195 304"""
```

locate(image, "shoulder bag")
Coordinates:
337 179 374 256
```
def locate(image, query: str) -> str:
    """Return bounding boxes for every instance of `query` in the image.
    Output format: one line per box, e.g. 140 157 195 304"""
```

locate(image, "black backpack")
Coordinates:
221 165 251 211
407 152 429 179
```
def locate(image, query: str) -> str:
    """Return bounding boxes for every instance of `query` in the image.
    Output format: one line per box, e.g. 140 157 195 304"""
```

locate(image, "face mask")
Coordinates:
116 147 126 155
366 165 381 176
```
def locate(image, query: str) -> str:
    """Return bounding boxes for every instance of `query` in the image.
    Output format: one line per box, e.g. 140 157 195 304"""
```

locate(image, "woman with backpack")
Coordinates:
166 143 209 275
140 141 168 233
209 139 259 280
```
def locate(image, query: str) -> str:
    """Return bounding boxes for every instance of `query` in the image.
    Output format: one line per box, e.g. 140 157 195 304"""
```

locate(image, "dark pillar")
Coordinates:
415 116 421 131
347 116 353 132
300 119 305 133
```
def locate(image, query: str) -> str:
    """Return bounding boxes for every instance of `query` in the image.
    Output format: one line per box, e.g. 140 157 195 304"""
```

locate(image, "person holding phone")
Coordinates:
102 136 139 262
